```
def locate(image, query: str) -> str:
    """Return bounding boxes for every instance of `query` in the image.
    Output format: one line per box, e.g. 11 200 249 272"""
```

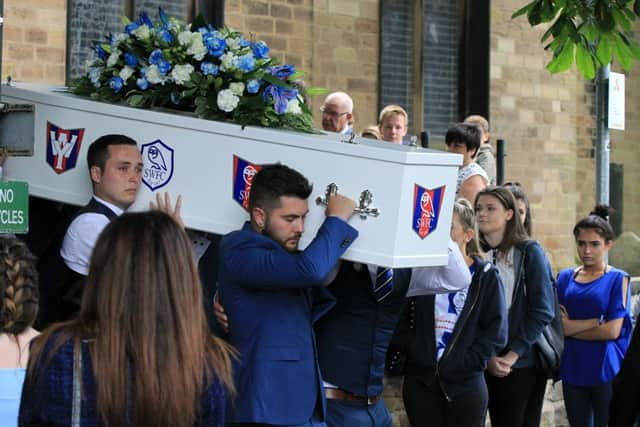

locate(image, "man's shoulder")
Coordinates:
66 211 110 236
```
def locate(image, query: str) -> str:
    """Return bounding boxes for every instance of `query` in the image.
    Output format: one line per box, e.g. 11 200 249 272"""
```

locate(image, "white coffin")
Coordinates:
1 83 462 267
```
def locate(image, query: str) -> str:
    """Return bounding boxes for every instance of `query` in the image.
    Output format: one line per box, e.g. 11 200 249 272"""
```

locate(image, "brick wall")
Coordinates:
225 0 380 133
2 0 67 84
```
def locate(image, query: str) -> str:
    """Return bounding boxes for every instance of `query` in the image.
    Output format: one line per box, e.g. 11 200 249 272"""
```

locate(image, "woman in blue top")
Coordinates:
19 211 235 427
0 237 39 427
558 205 632 427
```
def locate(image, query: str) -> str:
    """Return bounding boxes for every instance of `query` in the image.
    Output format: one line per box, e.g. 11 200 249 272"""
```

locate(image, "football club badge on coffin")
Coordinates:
45 122 85 174
412 184 445 239
140 140 174 191
232 155 263 211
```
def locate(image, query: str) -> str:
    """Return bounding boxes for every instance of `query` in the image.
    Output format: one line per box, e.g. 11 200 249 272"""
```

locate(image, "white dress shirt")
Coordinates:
60 196 123 275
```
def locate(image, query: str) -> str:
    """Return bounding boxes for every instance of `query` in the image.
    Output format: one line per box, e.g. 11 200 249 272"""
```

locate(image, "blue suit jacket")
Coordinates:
218 217 358 425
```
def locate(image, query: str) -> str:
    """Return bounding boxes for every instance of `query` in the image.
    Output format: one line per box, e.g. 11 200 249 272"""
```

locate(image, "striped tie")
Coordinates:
374 267 393 302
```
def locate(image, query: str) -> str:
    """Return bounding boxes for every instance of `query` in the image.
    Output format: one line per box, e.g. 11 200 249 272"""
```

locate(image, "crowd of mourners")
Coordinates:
0 91 639 427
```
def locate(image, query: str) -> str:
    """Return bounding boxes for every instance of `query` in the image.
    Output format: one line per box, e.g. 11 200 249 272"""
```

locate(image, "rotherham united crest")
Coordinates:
45 122 85 174
140 140 174 191
232 155 263 211
412 184 445 239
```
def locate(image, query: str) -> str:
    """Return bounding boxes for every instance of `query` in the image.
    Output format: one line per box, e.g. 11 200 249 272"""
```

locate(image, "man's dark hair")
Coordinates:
445 123 482 157
87 134 138 172
248 164 313 212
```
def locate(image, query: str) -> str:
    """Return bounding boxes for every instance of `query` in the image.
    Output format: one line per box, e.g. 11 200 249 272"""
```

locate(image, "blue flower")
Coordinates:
95 43 107 60
158 29 174 44
170 91 182 105
157 59 171 75
200 62 219 76
110 76 124 93
159 8 170 29
239 37 251 48
237 53 256 72
149 49 164 65
263 85 298 115
124 53 138 67
247 79 261 94
125 22 140 35
270 64 295 80
251 41 269 59
136 77 149 90
139 11 153 28
203 31 227 57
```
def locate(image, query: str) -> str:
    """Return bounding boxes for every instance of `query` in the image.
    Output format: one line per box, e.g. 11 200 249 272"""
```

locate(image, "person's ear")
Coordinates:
90 166 102 185
505 209 514 221
252 207 266 230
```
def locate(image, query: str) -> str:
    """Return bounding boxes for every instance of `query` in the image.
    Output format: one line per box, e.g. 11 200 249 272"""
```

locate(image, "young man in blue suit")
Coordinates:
218 164 358 427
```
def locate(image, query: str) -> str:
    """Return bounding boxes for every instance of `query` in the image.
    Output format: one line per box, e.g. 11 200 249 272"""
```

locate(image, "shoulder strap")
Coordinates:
71 340 83 427
516 240 535 296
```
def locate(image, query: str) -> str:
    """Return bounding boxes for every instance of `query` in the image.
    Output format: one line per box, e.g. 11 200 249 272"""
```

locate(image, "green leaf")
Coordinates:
579 20 599 43
121 16 131 25
127 94 146 107
305 87 329 96
576 43 596 79
596 35 614 65
595 1 616 32
512 1 536 19
528 1 544 25
611 8 632 31
613 34 633 69
629 41 640 60
262 74 295 89
547 41 575 73
288 71 305 81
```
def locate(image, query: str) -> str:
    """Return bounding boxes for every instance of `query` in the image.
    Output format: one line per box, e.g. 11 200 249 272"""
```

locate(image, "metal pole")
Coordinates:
496 138 505 185
595 65 610 206
411 0 424 136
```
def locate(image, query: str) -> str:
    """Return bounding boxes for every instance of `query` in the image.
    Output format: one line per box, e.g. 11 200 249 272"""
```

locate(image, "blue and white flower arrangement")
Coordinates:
71 9 325 132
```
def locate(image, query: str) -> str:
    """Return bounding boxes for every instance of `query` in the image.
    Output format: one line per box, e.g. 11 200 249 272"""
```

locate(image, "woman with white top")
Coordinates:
446 123 489 204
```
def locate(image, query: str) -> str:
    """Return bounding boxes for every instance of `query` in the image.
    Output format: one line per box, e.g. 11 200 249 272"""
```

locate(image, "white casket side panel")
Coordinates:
2 83 462 267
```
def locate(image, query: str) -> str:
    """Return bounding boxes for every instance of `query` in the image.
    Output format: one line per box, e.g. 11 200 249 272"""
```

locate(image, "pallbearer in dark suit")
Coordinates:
218 164 358 427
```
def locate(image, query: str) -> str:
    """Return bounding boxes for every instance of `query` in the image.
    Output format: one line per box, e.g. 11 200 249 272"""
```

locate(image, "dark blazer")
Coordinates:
507 241 556 368
218 217 358 425
398 257 508 400
315 262 411 397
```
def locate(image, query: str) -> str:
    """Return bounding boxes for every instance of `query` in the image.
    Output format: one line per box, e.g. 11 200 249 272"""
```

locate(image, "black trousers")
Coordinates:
402 375 488 427
485 367 547 427
609 374 640 427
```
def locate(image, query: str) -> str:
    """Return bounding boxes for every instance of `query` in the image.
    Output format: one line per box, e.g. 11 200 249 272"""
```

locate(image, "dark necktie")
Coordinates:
374 267 393 302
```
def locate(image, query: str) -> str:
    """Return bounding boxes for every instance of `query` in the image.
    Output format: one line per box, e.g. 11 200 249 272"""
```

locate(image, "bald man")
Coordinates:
320 91 354 134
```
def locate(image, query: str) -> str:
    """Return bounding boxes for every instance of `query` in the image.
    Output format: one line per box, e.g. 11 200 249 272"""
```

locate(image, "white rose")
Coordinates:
107 49 121 67
178 30 193 46
112 32 129 46
132 25 151 41
170 64 195 85
145 64 166 85
226 37 241 51
285 99 302 115
217 89 240 112
119 66 135 82
220 52 237 72
229 82 245 96
187 34 207 61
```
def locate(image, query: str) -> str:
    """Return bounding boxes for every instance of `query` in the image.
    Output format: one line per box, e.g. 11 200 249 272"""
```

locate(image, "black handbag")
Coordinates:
518 241 564 382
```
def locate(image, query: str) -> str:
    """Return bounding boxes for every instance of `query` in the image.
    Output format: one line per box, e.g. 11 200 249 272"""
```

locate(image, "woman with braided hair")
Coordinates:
0 237 39 427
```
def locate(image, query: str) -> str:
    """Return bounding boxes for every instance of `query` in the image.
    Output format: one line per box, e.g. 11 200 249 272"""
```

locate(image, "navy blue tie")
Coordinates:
374 267 393 302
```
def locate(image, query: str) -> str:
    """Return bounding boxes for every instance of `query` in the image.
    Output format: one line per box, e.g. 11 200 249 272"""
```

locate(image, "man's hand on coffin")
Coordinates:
325 194 356 221
150 192 184 228
213 292 229 334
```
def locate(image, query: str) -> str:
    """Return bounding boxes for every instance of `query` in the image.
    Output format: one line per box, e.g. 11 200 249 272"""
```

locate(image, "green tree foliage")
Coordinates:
513 0 640 79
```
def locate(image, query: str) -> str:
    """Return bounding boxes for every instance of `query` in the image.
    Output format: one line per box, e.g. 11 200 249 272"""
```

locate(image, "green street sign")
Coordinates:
0 181 28 234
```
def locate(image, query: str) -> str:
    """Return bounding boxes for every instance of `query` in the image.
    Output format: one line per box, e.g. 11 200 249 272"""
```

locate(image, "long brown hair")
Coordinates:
475 186 529 252
453 198 483 257
28 211 234 426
